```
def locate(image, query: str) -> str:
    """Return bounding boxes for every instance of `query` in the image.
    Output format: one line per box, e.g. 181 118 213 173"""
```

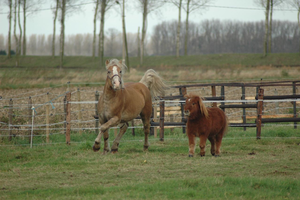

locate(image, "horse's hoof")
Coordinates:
111 149 118 154
102 150 110 155
93 145 100 152
200 154 205 157
188 154 193 157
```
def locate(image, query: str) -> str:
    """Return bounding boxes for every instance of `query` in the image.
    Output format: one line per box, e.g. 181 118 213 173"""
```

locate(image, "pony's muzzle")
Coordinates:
184 110 190 116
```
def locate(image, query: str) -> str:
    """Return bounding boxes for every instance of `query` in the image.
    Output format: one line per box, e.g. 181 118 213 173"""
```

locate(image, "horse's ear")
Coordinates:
184 94 189 99
198 97 209 118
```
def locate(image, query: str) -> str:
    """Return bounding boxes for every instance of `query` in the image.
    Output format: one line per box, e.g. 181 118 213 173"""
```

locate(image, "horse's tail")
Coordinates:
139 69 169 99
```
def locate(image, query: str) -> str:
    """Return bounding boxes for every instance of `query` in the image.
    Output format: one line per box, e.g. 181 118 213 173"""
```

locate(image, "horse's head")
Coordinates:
105 59 127 91
184 94 209 119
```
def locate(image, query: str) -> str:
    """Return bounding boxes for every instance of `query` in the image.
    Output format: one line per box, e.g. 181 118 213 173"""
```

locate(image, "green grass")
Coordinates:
1 126 300 199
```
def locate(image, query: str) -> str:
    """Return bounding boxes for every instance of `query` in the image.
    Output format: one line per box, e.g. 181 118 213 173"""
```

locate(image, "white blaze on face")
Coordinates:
112 66 120 89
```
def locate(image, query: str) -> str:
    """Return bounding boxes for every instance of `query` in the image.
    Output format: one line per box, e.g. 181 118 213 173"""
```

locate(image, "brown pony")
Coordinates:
93 59 168 154
184 93 228 157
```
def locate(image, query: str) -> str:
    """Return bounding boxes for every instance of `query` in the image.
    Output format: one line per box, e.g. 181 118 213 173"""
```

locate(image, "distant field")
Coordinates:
0 53 300 89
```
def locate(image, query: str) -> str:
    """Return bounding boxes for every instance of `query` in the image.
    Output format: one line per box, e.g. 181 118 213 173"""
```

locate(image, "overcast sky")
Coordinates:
0 0 297 37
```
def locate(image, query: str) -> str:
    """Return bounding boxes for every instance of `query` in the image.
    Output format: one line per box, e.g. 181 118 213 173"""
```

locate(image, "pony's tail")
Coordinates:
139 69 169 99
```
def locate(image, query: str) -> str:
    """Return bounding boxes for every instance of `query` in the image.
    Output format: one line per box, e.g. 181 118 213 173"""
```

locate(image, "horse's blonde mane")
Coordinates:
185 93 209 118
105 59 128 74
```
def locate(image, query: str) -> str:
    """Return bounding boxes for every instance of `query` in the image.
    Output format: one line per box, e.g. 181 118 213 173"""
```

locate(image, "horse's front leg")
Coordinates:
102 129 110 154
111 122 128 153
187 133 196 157
93 116 120 153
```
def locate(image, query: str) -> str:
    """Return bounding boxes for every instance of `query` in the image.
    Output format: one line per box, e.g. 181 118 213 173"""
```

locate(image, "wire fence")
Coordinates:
0 80 299 147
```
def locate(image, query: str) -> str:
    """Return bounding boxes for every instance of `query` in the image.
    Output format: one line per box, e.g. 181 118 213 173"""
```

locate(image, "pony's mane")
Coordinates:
185 93 209 118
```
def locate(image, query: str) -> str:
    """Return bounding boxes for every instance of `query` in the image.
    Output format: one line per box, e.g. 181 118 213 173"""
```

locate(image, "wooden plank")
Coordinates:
66 92 71 145
246 114 297 120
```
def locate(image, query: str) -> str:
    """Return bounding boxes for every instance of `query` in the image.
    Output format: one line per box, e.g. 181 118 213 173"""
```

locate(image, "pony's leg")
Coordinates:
102 129 110 154
215 133 224 157
111 122 128 153
208 136 216 156
199 135 207 157
188 134 196 157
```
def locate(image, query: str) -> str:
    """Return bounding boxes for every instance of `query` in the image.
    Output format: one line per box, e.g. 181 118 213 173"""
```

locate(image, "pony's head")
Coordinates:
105 59 127 90
184 93 209 119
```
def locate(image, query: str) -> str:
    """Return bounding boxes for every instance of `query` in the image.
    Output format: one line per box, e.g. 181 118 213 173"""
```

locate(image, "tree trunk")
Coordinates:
140 0 148 66
263 0 270 57
60 0 66 69
13 0 19 66
22 0 26 55
268 0 273 53
298 8 300 53
18 0 22 56
92 0 99 58
52 0 59 57
7 0 12 58
122 0 130 71
137 26 141 61
176 0 182 58
98 0 106 68
184 0 190 56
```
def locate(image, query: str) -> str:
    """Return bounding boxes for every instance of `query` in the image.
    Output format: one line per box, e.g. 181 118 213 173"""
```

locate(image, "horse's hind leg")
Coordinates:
208 136 216 156
93 131 103 152
140 113 151 151
111 122 128 153
199 135 207 157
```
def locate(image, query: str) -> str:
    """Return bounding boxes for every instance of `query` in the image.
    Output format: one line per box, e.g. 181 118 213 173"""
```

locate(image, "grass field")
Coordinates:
1 126 300 199
1 53 300 89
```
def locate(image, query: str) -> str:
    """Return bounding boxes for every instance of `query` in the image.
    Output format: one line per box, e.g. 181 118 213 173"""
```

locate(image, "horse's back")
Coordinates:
207 107 227 134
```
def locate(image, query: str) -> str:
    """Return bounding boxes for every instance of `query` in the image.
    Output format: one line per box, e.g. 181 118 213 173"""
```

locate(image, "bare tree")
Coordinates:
286 0 300 52
21 0 45 56
168 0 183 58
136 0 164 65
59 0 66 68
5 0 13 58
92 0 99 58
18 0 22 56
13 0 20 65
52 0 59 57
116 0 130 71
182 0 212 55
98 0 114 68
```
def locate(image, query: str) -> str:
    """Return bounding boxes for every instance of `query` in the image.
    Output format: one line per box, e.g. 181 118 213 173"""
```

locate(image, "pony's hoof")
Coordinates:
143 145 149 151
111 149 118 154
188 154 193 157
93 145 100 152
200 154 205 157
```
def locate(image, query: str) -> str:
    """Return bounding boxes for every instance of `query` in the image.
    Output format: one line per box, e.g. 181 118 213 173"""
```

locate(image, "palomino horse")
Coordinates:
184 93 228 157
93 59 168 153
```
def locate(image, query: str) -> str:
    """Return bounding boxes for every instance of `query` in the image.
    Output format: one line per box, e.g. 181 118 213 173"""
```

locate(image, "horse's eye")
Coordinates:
192 103 195 105
120 71 122 74
108 71 111 74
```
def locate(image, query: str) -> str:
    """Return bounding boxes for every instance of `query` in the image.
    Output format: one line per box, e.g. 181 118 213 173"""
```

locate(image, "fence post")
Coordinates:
221 86 225 112
241 84 246 131
159 99 165 141
256 88 264 139
66 92 71 145
64 96 66 135
293 82 297 129
211 85 217 107
95 91 100 135
179 87 187 134
153 105 158 138
46 93 50 143
28 97 32 143
8 99 13 141
30 106 35 148
131 120 135 136
77 88 82 134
